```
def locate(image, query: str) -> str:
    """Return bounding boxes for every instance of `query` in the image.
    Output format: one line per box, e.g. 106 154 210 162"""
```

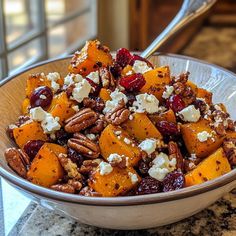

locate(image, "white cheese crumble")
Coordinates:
124 137 131 145
107 153 123 164
197 131 212 142
103 89 128 113
114 130 122 136
138 139 157 155
47 72 60 92
148 152 176 181
39 94 47 100
86 133 97 140
162 85 174 99
87 71 100 84
71 79 92 103
72 105 80 112
130 93 159 114
132 60 152 74
128 172 139 184
30 107 61 134
64 73 83 86
99 161 113 176
178 105 200 122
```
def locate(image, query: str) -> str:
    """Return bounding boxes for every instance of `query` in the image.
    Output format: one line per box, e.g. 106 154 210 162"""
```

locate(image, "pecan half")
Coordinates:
168 141 184 171
79 186 102 197
83 97 105 113
105 100 130 125
88 116 107 134
51 184 75 194
68 179 82 191
79 159 102 174
223 138 236 166
65 108 98 133
68 133 100 159
99 67 115 88
58 153 82 179
4 148 30 178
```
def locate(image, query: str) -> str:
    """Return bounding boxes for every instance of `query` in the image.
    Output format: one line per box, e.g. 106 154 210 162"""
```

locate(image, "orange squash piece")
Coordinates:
186 80 198 95
21 98 30 115
99 124 142 166
185 148 231 187
121 65 134 76
27 143 66 187
181 119 224 158
196 88 212 104
89 166 140 197
13 121 48 148
122 113 162 140
99 88 111 102
140 66 171 101
48 92 76 124
148 109 176 124
68 40 113 77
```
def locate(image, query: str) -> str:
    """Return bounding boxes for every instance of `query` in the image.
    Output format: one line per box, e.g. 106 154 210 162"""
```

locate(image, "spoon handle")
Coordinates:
140 0 217 59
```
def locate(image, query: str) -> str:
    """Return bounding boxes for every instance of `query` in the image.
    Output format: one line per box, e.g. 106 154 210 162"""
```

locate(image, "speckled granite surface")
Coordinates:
4 26 236 235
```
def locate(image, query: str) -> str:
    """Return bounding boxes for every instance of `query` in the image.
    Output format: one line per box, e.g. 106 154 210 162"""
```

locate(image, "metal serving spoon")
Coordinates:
141 0 217 59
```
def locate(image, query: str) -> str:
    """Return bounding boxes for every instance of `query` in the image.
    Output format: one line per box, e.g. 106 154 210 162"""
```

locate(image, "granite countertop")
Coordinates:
1 26 236 236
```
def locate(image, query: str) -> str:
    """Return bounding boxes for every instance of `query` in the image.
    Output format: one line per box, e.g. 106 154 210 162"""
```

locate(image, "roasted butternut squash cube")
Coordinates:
196 88 212 105
122 113 162 140
148 109 176 124
99 88 111 102
13 121 48 148
99 124 142 166
226 131 236 139
185 148 231 186
89 166 140 197
48 92 76 124
186 80 198 95
21 98 30 115
27 143 66 187
69 40 113 76
181 119 224 158
140 66 171 101
121 65 134 76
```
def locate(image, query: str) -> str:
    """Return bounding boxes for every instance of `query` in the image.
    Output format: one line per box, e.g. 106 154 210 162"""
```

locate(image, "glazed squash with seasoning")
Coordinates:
99 124 142 166
98 88 111 102
181 119 224 158
68 40 113 77
89 166 140 197
148 109 176 124
13 121 48 148
122 113 162 140
196 87 212 104
140 66 171 101
185 148 231 186
27 143 66 187
21 98 30 115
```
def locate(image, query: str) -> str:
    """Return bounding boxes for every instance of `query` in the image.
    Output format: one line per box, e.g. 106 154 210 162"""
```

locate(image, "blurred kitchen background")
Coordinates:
0 0 236 79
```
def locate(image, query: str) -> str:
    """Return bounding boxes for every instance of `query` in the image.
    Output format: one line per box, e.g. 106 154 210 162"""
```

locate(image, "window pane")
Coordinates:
4 0 39 45
8 39 41 74
46 0 90 25
48 12 96 57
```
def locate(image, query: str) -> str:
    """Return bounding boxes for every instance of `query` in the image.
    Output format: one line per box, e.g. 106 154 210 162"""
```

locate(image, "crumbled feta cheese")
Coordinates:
126 70 133 76
178 105 200 122
47 72 60 92
133 60 152 74
129 115 134 120
86 133 96 140
190 153 197 160
103 89 127 113
107 153 123 164
124 137 131 145
148 152 176 181
30 107 61 134
162 85 174 99
130 93 159 114
114 130 122 135
87 71 100 84
72 105 80 112
128 172 139 184
71 79 92 103
64 73 83 86
99 161 113 175
138 139 157 155
197 131 212 142
39 94 47 100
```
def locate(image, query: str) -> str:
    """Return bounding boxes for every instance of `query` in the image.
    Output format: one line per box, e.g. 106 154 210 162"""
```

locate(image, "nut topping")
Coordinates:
168 141 184 171
68 133 100 159
51 183 75 193
79 186 102 197
79 159 102 174
65 108 98 133
105 100 130 125
223 138 236 166
99 67 115 88
83 97 105 113
4 148 30 178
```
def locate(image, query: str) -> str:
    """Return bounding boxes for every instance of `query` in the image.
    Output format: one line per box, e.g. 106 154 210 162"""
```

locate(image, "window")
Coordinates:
0 0 97 78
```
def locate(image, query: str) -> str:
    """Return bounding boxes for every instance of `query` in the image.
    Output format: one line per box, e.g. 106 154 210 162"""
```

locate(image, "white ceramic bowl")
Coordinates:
0 54 236 230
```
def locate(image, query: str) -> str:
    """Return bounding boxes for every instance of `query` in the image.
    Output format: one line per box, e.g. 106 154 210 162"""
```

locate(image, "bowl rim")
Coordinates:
0 53 236 206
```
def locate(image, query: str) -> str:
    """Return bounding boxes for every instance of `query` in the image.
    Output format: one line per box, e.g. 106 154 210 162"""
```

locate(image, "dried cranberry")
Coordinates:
23 140 45 160
126 93 136 107
55 129 72 146
166 94 185 113
110 63 122 78
129 54 154 68
85 78 101 97
30 86 53 109
136 176 162 195
116 48 132 68
162 170 185 192
119 73 146 92
67 148 84 167
138 160 149 176
156 121 179 136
